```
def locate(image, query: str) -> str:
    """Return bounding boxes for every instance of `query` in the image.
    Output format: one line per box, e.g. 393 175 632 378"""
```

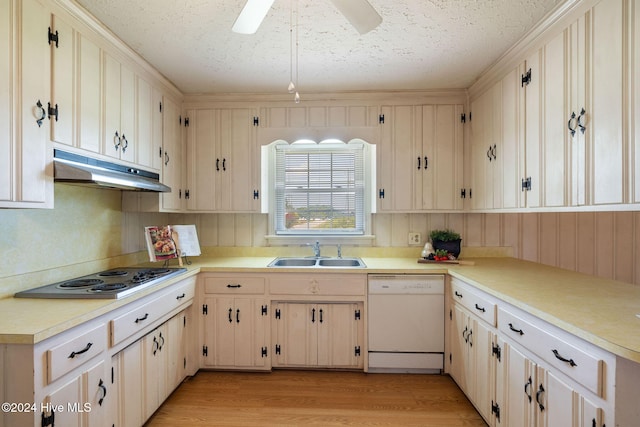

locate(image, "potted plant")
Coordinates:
429 229 462 258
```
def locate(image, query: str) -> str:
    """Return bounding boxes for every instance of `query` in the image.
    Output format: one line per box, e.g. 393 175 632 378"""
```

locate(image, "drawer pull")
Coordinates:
536 384 545 411
552 349 577 367
228 308 233 323
508 323 524 336
524 376 532 402
462 326 469 342
98 379 106 406
474 303 486 313
68 342 93 359
134 313 149 324
152 336 159 355
227 284 242 288
158 332 165 351
176 293 186 300
454 291 463 299
236 308 240 323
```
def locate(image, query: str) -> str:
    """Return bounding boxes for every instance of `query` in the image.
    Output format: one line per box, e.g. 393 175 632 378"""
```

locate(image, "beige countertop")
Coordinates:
2 255 640 364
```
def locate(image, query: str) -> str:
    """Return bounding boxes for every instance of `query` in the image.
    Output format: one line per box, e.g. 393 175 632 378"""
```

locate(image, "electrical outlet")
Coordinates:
408 232 421 246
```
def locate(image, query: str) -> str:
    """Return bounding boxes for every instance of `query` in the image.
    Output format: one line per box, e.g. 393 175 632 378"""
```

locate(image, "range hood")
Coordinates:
54 149 171 192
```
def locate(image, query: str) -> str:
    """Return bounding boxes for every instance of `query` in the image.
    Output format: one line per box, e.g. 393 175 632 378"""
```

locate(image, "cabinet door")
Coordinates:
501 65 525 209
50 14 75 148
449 304 471 391
218 108 258 212
143 325 167 420
273 302 317 367
378 105 418 211
161 96 183 211
471 317 496 423
11 0 52 206
78 33 101 154
136 75 155 169
418 105 464 210
470 93 488 210
103 51 122 158
203 296 236 367
523 50 542 208
119 63 135 163
166 311 188 392
316 303 362 368
82 360 107 427
588 0 624 205
117 340 144 427
496 338 536 427
234 298 268 368
536 365 578 427
186 109 217 211
44 376 82 427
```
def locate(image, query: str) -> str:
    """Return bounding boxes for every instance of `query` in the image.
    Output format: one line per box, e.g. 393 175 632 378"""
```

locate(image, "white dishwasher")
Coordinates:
368 274 444 373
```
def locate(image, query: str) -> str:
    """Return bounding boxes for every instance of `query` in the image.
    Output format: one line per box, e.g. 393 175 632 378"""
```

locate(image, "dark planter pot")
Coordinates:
432 239 462 258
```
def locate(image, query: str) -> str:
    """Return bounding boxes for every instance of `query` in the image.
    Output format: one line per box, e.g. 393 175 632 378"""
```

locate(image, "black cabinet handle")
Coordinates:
121 134 128 153
552 349 577 367
319 308 323 323
311 308 316 323
228 308 233 323
216 158 220 171
134 313 149 324
227 284 242 288
98 379 106 406
378 189 385 199
152 336 159 355
462 326 469 342
467 329 473 347
222 158 226 171
508 323 524 336
474 303 486 313
454 291 463 299
417 157 421 170
158 332 165 351
536 384 545 411
568 111 577 136
36 100 46 127
487 147 492 161
492 144 497 160
68 342 93 359
424 156 428 169
114 131 121 150
577 108 586 134
164 151 170 166
236 308 240 323
176 293 186 300
524 376 532 402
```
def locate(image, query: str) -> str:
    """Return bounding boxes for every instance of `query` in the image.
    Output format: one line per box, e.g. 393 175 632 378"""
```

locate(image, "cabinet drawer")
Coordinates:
110 277 195 346
450 278 496 327
203 276 265 294
499 307 604 396
269 274 366 296
47 323 107 383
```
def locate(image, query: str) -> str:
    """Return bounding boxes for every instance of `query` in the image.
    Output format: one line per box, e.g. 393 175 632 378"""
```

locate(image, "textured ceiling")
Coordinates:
75 0 561 95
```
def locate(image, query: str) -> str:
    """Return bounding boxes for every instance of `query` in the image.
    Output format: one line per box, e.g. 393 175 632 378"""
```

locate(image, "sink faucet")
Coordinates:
312 240 321 257
337 244 342 258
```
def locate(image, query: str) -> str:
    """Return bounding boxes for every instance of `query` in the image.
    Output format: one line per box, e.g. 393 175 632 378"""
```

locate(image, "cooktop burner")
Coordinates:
15 267 187 300
57 279 104 289
90 283 128 292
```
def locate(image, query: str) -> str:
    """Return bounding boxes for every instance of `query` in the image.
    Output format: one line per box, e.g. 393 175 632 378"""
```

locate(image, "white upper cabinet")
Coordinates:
185 108 258 212
379 104 464 212
0 0 53 208
103 52 135 164
472 0 629 211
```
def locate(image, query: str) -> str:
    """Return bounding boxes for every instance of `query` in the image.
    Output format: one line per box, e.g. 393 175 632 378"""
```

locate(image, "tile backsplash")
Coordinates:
2 185 639 298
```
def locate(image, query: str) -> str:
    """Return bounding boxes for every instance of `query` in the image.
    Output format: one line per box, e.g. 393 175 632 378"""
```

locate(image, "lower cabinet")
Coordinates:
113 309 191 426
272 302 364 369
199 273 270 370
449 278 613 427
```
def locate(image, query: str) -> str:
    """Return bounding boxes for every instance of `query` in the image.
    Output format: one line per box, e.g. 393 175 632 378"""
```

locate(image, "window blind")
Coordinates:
274 143 365 234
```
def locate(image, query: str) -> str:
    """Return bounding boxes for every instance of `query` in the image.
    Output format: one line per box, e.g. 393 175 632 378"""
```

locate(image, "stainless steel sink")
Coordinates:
317 258 364 267
268 257 366 268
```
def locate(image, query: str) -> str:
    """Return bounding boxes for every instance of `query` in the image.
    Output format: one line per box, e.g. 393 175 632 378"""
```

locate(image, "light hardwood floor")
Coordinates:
145 370 487 426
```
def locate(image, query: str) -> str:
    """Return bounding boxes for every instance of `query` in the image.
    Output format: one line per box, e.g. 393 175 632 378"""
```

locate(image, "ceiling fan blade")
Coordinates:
329 0 382 34
232 0 276 34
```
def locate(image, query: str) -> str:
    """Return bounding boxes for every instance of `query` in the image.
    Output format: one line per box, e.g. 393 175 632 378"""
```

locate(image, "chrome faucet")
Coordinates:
337 244 342 258
312 240 321 257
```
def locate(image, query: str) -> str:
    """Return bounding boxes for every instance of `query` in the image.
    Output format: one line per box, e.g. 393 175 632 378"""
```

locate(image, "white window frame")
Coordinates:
262 138 376 243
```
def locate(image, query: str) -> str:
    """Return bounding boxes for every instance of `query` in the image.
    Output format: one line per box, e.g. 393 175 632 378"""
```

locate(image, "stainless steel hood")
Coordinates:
54 149 171 192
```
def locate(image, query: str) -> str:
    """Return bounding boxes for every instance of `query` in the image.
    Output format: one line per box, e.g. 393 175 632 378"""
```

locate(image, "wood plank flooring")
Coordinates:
145 370 487 426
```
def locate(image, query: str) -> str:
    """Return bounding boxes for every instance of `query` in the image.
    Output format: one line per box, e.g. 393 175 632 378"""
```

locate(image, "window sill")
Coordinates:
264 235 376 247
